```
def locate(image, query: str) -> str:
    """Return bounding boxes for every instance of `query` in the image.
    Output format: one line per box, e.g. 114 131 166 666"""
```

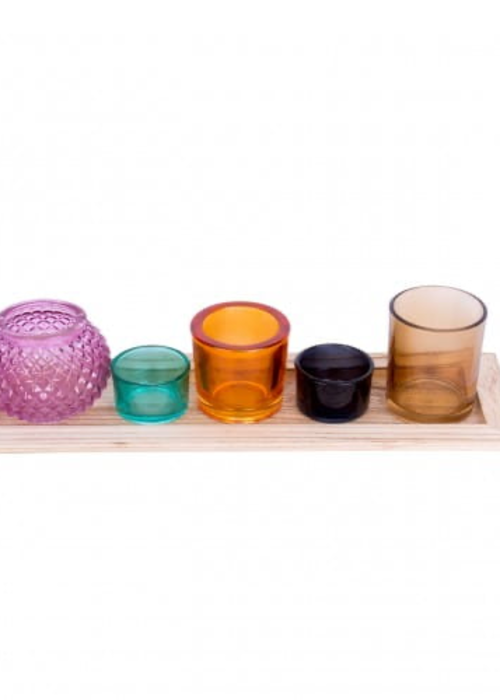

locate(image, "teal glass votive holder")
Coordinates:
111 346 190 424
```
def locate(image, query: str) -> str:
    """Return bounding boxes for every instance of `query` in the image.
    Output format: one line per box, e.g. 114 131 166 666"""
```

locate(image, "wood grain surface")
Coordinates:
0 354 499 452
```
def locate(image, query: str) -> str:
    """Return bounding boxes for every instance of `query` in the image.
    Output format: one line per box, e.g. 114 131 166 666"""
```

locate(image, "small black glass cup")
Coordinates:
295 344 374 423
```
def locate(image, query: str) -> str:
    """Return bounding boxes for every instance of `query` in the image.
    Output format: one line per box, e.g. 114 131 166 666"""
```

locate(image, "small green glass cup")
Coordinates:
111 346 190 424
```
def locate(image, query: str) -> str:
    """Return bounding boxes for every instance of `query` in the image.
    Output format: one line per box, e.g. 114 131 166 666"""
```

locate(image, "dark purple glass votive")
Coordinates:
295 343 374 423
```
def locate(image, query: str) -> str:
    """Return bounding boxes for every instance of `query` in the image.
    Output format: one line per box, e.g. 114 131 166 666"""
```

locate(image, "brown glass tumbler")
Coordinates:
387 286 487 422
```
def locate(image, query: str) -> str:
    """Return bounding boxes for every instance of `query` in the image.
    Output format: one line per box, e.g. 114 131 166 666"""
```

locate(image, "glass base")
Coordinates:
116 408 187 424
299 411 367 424
387 378 474 423
198 383 283 424
116 386 188 424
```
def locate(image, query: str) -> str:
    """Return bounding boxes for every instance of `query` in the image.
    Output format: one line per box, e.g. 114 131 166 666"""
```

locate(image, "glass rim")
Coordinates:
0 299 87 341
390 285 488 333
294 343 374 385
111 345 191 387
191 301 290 351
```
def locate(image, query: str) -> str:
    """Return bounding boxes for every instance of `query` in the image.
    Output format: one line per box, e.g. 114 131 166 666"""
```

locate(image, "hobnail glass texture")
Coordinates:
0 300 110 423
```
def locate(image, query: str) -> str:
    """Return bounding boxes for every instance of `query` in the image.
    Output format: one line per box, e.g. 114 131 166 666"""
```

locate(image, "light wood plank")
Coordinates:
0 353 498 452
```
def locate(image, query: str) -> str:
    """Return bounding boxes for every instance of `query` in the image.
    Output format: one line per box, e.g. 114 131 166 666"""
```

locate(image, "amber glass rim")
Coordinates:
390 285 488 333
191 301 290 351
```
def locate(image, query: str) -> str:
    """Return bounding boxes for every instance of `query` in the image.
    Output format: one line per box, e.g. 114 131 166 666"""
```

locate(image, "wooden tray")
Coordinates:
1 354 499 453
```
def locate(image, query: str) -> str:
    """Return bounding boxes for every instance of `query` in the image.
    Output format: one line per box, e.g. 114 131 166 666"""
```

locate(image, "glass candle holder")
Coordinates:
0 299 110 423
295 343 374 422
111 346 190 424
191 301 290 423
387 286 487 422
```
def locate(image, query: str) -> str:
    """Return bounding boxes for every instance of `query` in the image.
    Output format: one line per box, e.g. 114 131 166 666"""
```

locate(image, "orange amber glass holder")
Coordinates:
191 301 290 423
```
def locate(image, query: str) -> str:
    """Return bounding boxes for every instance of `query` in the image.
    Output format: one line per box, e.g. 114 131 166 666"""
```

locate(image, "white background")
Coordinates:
1 1 500 697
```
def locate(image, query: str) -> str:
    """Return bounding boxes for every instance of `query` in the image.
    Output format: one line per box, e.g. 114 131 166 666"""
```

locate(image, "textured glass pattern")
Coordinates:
0 300 110 423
